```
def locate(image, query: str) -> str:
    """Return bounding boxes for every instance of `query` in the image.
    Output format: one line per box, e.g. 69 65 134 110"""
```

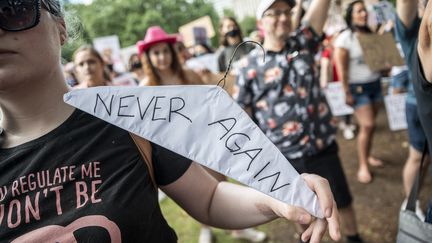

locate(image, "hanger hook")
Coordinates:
217 40 266 88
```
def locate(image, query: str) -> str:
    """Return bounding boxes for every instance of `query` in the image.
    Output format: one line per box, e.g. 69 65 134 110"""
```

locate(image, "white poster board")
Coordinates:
111 73 138 87
324 82 354 116
64 85 324 218
186 53 218 74
120 45 138 69
384 93 407 131
93 35 126 72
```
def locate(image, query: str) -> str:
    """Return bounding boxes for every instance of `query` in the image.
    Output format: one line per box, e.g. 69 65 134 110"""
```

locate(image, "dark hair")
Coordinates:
142 43 186 86
344 0 372 33
218 16 244 47
128 54 142 71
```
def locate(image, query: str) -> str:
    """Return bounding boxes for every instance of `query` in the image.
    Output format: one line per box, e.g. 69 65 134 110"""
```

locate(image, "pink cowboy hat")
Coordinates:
137 26 177 55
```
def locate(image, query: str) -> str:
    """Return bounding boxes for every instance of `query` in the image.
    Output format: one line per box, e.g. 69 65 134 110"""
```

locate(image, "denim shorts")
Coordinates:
349 80 383 108
405 102 426 152
390 70 409 90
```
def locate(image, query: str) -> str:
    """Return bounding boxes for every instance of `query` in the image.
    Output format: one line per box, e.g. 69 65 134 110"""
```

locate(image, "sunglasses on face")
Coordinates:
0 0 54 32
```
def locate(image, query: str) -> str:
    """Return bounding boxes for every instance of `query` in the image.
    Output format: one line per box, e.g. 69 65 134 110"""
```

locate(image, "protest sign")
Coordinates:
111 73 138 87
64 85 323 218
179 16 215 47
384 93 407 131
186 53 218 74
120 45 138 68
357 32 405 72
324 82 354 116
371 1 395 25
93 35 126 72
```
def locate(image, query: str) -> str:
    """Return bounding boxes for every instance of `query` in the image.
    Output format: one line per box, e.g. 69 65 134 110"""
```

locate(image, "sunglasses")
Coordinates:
0 0 54 32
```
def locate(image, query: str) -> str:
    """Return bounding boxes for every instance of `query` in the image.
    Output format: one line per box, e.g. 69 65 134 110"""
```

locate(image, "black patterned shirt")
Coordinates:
234 26 337 159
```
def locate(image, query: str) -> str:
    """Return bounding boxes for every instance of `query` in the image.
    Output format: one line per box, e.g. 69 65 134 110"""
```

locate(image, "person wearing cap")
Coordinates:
234 0 363 242
137 26 202 86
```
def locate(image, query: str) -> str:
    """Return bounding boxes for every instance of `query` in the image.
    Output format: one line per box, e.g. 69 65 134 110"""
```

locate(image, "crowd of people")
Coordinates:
1 0 432 242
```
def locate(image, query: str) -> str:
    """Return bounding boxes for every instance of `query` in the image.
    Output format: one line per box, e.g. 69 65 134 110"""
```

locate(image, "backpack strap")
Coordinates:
129 133 157 188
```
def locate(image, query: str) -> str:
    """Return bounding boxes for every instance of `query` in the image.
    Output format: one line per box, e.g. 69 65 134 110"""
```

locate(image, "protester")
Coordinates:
174 35 193 65
410 0 432 225
234 0 361 242
127 53 146 83
137 26 266 243
63 62 78 87
72 45 112 88
0 2 342 242
216 16 254 72
138 26 202 86
395 0 430 220
334 0 385 184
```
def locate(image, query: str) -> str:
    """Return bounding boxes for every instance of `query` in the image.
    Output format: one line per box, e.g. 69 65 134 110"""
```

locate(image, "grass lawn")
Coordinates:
160 197 272 243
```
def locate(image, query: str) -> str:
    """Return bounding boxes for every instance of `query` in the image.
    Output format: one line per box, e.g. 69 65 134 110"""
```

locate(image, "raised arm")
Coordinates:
418 1 432 82
291 0 304 31
396 0 418 28
302 0 331 35
162 162 340 243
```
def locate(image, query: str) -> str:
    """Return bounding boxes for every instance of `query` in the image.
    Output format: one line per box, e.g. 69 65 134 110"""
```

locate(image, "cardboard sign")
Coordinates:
324 82 354 116
179 16 215 47
64 85 323 218
384 93 407 131
357 32 405 72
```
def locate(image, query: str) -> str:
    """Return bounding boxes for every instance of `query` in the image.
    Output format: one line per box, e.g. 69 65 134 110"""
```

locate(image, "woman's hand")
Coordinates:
269 173 341 243
345 91 354 106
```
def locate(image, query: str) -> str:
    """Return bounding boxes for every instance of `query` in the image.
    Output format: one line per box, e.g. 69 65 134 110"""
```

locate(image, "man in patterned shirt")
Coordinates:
234 0 362 242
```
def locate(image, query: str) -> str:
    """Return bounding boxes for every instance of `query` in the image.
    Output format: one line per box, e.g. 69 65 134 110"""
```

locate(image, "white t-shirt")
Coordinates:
334 29 381 84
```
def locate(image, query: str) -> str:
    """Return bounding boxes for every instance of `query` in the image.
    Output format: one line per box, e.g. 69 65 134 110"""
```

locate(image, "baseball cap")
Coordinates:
256 0 296 20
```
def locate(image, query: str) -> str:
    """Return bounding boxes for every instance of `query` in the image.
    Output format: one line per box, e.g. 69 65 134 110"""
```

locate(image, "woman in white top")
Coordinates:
334 0 384 184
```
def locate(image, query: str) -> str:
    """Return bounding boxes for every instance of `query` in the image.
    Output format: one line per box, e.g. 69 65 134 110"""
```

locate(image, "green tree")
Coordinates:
64 0 219 61
240 16 257 37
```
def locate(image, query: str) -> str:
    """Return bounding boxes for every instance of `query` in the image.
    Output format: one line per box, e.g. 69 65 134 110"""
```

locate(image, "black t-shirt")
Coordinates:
412 48 432 153
0 109 191 242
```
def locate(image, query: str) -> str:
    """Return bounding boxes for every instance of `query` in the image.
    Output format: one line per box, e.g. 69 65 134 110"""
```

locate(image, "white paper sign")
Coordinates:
324 82 354 116
111 73 138 87
64 85 323 218
384 93 407 131
186 54 218 74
